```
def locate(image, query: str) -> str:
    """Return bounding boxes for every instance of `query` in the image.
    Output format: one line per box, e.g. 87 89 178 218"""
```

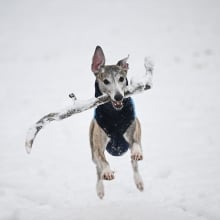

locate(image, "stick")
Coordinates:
25 58 153 153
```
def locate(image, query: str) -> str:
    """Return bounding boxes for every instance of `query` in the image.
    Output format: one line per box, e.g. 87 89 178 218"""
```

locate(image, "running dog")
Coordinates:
89 46 144 199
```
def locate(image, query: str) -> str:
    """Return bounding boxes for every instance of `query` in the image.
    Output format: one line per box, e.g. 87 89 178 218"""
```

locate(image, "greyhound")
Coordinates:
89 46 144 199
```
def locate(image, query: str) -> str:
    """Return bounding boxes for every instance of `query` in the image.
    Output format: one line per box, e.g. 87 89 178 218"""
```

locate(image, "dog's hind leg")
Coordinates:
131 159 144 191
131 118 144 191
96 166 104 199
125 118 144 191
89 119 114 199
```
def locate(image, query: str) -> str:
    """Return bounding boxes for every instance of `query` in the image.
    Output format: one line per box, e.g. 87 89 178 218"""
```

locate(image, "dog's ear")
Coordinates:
91 46 105 74
117 55 129 71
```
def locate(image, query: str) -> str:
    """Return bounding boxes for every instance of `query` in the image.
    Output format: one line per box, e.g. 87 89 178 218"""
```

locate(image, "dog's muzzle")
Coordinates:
111 93 124 110
111 100 123 110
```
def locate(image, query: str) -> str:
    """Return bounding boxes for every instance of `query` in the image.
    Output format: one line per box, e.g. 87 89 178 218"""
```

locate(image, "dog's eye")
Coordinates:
103 79 110 85
119 77 124 82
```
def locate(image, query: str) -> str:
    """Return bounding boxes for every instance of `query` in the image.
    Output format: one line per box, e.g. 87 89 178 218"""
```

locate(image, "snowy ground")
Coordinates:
0 0 220 219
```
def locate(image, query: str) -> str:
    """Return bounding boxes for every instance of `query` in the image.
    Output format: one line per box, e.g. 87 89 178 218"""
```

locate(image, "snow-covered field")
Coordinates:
1 0 220 219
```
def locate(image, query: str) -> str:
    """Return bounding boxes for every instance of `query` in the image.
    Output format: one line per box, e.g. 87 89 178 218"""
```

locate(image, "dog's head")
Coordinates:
91 46 129 110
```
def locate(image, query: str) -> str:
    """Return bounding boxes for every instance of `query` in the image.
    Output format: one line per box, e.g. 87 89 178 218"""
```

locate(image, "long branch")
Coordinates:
25 58 153 153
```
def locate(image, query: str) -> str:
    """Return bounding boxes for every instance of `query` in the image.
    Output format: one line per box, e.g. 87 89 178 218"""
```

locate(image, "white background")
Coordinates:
0 0 220 219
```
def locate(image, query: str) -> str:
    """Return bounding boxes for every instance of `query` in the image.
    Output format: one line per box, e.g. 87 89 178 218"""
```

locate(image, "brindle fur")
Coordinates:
89 46 144 199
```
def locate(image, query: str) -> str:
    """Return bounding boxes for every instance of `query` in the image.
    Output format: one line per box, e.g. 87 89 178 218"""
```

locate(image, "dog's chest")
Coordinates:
94 82 135 156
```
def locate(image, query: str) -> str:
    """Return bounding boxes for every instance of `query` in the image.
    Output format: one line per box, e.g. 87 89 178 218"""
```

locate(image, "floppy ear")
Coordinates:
117 55 129 71
91 46 105 74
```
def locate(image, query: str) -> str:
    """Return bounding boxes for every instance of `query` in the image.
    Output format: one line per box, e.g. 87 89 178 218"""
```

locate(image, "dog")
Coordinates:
89 46 144 199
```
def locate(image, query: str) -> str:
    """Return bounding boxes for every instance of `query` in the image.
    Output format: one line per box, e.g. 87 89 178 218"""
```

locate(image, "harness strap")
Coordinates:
94 81 135 156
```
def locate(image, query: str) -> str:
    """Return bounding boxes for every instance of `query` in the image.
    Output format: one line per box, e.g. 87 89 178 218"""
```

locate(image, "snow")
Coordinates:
0 0 220 219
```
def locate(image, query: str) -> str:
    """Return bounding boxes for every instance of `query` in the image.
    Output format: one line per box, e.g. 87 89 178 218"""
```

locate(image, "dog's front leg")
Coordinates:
129 118 143 161
89 120 114 199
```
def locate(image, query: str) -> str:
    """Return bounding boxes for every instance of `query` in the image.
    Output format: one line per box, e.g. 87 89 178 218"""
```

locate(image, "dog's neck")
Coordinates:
94 80 135 132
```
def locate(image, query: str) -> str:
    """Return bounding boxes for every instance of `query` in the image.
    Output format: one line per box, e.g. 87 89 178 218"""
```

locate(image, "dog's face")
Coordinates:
91 46 129 110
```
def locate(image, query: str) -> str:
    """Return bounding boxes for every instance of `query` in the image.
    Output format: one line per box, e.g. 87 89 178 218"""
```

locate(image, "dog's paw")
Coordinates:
98 191 104 199
96 181 104 199
131 151 143 161
101 168 115 180
136 181 144 191
134 173 144 191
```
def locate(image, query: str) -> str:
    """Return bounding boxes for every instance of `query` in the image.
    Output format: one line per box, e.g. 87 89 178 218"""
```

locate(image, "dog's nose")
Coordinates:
114 93 123 102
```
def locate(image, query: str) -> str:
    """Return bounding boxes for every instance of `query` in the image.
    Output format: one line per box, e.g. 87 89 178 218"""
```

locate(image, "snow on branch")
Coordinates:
25 58 153 153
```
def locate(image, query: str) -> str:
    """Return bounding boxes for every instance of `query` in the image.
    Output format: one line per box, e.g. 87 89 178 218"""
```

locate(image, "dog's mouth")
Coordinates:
111 100 124 110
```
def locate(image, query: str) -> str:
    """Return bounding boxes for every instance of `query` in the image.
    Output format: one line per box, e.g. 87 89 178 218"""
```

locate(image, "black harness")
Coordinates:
94 81 135 156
